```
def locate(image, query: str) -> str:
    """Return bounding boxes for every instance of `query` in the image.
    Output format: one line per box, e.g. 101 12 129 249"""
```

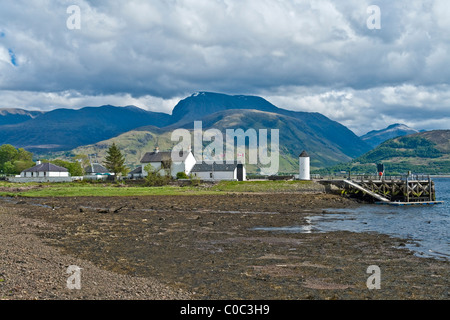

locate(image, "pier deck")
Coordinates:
320 175 442 205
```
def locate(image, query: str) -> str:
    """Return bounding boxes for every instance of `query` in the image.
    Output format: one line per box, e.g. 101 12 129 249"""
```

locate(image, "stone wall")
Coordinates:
8 177 73 183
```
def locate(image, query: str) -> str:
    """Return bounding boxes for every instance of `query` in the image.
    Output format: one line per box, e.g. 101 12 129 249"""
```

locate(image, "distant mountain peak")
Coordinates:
171 92 280 125
361 123 421 148
366 123 419 135
386 123 415 130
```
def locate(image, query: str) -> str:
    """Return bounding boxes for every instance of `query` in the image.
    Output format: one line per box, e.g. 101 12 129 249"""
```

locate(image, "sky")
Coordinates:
1 0 450 135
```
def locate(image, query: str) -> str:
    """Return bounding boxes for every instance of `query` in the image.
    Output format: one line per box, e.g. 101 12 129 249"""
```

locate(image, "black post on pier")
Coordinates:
429 175 433 201
406 175 409 203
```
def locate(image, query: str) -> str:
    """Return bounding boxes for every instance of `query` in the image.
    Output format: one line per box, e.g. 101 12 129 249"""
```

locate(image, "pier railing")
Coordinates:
350 174 432 182
318 174 432 182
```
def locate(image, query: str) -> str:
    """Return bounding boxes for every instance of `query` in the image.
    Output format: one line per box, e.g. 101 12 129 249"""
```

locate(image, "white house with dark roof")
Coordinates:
9 161 72 183
191 161 246 181
21 161 70 178
130 147 246 181
140 148 196 178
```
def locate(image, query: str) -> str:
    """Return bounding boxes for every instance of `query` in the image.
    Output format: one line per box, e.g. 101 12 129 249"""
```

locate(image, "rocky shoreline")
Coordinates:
0 193 448 300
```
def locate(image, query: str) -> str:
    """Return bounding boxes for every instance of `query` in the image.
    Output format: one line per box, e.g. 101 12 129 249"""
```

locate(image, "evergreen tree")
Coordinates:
104 143 128 177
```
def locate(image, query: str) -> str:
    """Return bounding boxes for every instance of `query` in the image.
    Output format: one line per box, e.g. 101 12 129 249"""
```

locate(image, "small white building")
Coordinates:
299 151 311 181
191 161 246 181
10 161 72 183
21 162 70 178
140 148 197 178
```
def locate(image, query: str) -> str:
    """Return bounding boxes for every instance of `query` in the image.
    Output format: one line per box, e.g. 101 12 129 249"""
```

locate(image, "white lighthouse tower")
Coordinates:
299 151 311 181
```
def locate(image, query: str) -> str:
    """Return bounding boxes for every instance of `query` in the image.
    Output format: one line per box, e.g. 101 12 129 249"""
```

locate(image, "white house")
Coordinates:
191 161 246 181
21 161 70 178
11 161 72 183
140 148 197 178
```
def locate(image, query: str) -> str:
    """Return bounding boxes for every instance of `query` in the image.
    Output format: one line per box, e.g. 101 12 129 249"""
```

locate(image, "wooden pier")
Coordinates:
320 175 443 205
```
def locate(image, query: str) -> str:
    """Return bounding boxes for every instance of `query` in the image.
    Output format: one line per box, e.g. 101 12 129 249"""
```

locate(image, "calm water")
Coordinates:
254 178 450 261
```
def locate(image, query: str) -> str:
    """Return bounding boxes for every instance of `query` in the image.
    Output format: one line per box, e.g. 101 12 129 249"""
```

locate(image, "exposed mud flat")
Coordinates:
1 193 448 300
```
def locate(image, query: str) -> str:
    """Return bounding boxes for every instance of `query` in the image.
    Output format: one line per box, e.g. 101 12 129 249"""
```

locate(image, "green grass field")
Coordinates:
0 180 321 198
210 180 321 193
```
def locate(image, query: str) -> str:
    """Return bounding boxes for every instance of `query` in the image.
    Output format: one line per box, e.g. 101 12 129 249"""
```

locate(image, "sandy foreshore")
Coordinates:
0 192 448 300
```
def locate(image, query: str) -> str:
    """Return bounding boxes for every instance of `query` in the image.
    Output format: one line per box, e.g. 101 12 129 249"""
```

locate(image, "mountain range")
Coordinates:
0 106 171 152
1 92 427 173
73 92 373 172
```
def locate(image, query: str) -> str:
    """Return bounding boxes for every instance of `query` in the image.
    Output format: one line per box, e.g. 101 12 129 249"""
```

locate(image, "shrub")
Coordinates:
189 174 201 187
176 171 189 179
144 164 172 187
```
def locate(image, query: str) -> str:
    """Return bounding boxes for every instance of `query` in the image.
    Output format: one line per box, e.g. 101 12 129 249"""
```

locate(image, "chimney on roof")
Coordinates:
154 147 160 154
36 160 42 165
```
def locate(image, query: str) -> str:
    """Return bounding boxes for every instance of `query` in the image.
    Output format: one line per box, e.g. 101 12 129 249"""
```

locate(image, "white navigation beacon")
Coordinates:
299 150 311 181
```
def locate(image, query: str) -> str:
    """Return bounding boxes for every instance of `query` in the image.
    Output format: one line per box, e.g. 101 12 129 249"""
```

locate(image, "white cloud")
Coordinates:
0 90 179 115
0 46 12 65
265 84 450 135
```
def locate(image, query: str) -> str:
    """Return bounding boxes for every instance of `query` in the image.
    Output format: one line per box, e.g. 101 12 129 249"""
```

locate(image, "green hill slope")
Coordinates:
318 130 450 175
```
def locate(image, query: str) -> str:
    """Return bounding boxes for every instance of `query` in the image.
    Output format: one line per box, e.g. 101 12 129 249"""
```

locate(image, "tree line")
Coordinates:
0 144 86 176
1 143 199 181
0 144 34 175
0 143 129 178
